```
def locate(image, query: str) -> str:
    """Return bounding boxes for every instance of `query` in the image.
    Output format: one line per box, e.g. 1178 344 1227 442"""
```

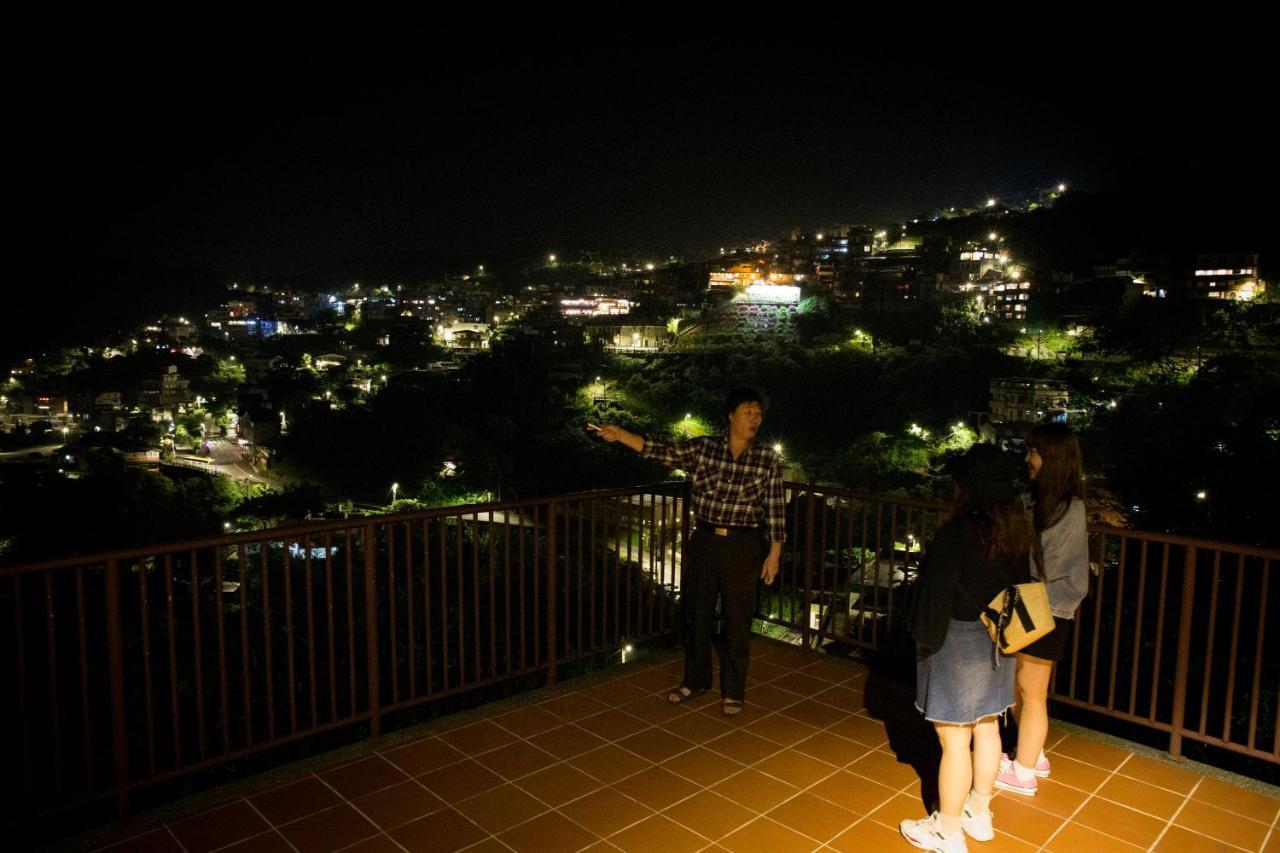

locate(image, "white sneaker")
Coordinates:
960 803 993 841
900 812 968 852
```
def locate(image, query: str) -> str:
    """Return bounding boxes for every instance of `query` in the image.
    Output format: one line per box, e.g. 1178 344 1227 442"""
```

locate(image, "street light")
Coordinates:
391 482 400 503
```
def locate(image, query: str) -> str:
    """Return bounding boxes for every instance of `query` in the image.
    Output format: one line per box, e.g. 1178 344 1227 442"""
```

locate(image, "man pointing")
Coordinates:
590 387 785 716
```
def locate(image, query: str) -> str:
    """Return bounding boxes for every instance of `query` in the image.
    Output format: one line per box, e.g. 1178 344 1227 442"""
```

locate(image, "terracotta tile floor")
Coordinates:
87 642 1279 853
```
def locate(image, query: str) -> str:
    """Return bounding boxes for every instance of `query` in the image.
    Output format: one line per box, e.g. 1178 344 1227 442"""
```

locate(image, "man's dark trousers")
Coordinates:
681 527 761 701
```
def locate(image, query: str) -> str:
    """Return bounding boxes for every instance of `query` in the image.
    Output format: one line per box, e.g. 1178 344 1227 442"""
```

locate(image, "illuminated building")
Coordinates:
587 324 671 352
559 297 633 317
707 261 800 304
958 246 1002 281
988 378 1071 441
1187 253 1264 301
437 322 491 349
990 377 1070 423
986 280 1033 320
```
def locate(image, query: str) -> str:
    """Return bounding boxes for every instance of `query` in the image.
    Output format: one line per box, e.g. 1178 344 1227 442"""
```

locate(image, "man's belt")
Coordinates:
696 519 760 537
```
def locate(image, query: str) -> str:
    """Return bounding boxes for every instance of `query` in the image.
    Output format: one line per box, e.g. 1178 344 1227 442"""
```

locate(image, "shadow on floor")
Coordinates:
861 655 942 812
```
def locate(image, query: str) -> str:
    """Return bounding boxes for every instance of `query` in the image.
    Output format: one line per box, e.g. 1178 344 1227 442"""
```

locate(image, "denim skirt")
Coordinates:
915 618 1015 725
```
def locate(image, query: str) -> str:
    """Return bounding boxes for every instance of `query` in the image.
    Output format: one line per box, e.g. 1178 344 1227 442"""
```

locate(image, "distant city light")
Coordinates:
816 233 824 240
986 198 997 208
645 263 654 271
1196 491 1207 501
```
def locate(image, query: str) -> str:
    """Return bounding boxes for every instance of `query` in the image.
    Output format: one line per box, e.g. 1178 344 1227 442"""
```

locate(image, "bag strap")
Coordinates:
990 585 1023 665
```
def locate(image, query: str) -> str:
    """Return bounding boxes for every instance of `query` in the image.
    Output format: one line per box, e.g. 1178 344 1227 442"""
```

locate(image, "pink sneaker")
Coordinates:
994 763 1037 796
1001 751 1050 778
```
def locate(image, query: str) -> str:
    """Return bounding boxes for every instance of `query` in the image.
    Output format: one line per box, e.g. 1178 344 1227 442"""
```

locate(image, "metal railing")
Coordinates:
3 480 1276 835
0 483 690 832
762 485 947 650
1053 527 1279 765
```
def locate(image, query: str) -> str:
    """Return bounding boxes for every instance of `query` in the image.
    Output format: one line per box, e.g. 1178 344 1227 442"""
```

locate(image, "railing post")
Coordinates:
679 484 692 640
801 489 816 649
363 524 381 738
1169 546 1197 759
546 502 558 687
104 559 130 817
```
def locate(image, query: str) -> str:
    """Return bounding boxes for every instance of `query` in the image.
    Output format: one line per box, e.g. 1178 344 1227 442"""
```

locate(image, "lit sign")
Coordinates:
745 284 800 304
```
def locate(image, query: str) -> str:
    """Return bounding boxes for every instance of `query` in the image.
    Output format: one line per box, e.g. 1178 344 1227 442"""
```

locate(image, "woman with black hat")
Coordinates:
901 444 1035 853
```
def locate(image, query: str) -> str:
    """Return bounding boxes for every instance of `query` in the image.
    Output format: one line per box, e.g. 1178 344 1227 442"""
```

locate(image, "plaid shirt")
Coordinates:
642 434 786 542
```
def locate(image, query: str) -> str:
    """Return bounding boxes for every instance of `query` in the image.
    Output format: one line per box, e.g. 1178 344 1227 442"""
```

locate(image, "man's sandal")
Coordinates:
667 686 706 705
721 699 743 716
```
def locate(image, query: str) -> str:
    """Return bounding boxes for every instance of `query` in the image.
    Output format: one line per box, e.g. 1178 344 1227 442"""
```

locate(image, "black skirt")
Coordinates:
1019 616 1074 662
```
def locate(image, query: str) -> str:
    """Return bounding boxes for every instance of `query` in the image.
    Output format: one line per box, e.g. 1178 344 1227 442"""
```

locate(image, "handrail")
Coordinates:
0 481 691 576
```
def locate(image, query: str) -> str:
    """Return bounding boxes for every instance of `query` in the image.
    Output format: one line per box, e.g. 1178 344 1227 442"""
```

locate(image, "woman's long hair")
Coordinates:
1028 423 1085 532
951 488 1037 565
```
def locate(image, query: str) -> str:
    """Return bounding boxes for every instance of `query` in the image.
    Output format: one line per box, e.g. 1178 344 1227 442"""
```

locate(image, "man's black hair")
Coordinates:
723 387 764 419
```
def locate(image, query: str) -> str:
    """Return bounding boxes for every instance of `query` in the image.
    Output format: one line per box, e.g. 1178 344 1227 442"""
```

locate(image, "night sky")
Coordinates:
10 22 1271 357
